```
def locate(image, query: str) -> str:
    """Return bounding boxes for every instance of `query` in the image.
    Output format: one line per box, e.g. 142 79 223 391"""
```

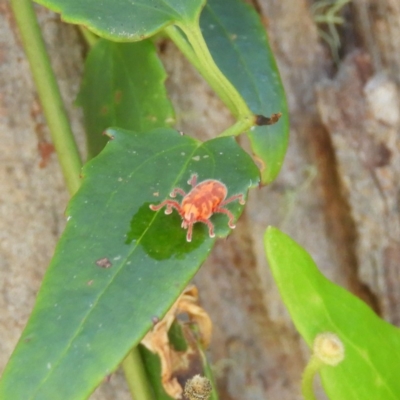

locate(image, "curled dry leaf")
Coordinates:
141 285 212 399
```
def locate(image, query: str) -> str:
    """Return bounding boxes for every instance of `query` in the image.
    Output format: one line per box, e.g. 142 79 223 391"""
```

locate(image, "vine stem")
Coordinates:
123 348 155 400
219 117 255 137
11 0 82 196
11 2 154 399
166 20 254 136
301 355 324 400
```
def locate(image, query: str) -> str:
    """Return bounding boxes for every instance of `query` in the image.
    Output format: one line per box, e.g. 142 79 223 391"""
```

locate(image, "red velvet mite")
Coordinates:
149 174 245 242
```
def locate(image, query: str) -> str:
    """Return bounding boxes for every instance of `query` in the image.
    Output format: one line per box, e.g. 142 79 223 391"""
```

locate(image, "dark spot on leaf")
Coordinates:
114 90 122 103
152 316 160 326
95 257 112 268
100 105 109 115
87 280 94 286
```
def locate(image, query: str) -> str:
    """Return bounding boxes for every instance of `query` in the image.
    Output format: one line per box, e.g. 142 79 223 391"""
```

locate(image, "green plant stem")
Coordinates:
301 355 324 400
167 20 253 123
10 0 82 196
219 116 255 137
123 348 155 400
165 25 202 74
181 22 250 118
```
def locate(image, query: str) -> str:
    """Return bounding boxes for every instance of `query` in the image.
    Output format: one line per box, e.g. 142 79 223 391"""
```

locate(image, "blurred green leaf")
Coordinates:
76 39 174 158
264 227 400 400
0 128 259 400
34 0 205 41
201 0 289 184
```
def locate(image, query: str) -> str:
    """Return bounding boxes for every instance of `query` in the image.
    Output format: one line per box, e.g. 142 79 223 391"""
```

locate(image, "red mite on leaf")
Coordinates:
149 174 245 242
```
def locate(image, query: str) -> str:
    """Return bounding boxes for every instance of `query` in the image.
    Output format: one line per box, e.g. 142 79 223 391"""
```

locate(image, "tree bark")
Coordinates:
1 0 399 399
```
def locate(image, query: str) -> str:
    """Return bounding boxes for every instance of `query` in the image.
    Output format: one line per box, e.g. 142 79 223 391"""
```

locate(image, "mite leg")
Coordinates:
186 222 194 242
197 218 215 238
220 193 245 206
214 207 236 229
170 187 186 198
150 200 181 215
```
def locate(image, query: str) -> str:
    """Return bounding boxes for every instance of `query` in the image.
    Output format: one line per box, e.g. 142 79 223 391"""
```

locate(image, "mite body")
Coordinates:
150 174 245 242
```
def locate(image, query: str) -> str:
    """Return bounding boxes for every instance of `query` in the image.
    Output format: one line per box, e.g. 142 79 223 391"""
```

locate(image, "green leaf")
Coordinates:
201 0 289 184
34 0 206 41
264 227 400 400
0 128 259 400
76 39 175 158
140 345 174 400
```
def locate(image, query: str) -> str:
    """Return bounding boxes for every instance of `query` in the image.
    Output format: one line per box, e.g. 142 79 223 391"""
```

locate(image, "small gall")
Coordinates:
313 332 345 366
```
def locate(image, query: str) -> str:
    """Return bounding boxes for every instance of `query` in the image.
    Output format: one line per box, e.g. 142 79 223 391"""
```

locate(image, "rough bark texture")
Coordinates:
1 0 399 399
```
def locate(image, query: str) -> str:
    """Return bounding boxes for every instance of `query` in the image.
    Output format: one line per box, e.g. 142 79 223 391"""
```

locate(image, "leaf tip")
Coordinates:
104 129 115 140
264 225 281 243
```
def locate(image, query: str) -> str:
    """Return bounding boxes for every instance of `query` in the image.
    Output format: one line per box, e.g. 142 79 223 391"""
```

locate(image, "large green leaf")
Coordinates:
0 128 259 400
201 0 289 184
34 0 205 41
264 227 400 400
76 39 175 158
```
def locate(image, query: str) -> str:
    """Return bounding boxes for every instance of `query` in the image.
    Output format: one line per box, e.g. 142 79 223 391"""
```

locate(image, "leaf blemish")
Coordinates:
114 90 122 103
192 156 200 161
95 257 112 268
